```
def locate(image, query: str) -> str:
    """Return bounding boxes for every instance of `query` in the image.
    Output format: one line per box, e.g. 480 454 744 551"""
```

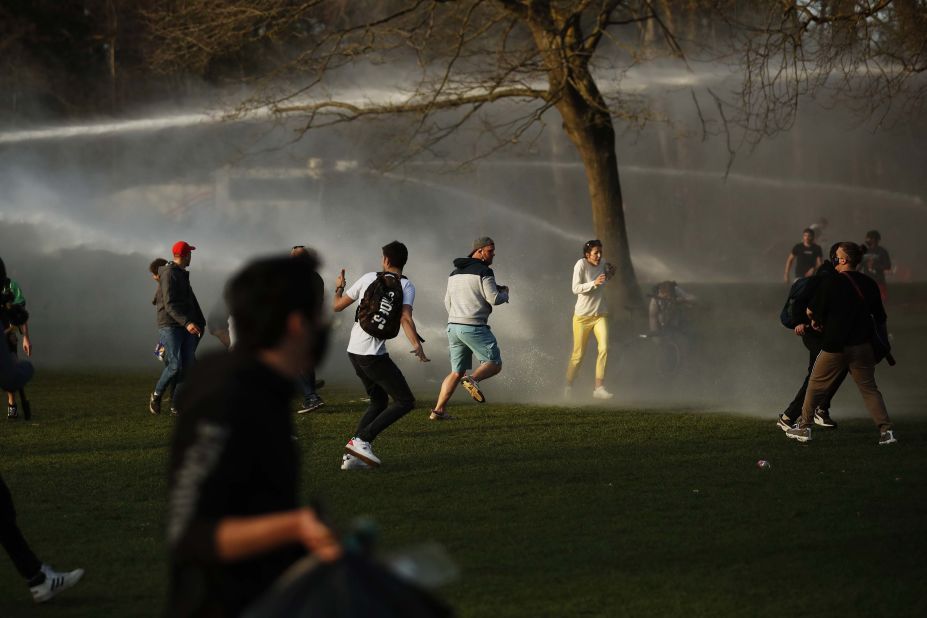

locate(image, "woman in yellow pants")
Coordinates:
566 240 613 399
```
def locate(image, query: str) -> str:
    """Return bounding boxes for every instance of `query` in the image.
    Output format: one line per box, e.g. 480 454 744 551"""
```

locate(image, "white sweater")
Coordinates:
572 258 607 316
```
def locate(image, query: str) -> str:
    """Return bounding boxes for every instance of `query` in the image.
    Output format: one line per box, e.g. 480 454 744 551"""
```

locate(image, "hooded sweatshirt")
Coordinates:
444 257 508 326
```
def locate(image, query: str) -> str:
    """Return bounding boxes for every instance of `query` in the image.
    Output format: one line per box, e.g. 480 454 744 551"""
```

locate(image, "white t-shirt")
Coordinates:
345 272 416 356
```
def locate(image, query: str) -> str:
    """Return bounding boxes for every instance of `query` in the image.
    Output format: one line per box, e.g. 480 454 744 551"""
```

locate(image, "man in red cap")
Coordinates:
150 241 206 416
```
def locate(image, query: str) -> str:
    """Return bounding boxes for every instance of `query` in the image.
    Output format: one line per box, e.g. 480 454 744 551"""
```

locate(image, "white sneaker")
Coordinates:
30 564 84 603
592 386 614 400
345 437 381 467
341 453 371 470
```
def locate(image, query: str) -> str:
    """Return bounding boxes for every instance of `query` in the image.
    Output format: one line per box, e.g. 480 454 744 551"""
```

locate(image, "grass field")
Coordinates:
0 370 925 617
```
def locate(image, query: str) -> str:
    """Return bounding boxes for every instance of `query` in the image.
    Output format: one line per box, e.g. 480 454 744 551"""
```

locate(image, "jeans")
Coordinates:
348 353 415 443
299 371 317 401
154 326 200 405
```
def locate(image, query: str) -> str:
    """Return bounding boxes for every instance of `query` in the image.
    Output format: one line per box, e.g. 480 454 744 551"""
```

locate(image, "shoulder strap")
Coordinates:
841 272 865 301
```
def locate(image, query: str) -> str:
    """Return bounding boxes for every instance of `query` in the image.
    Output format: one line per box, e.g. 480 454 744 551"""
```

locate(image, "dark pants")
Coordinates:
783 334 848 422
298 371 317 401
0 475 41 581
154 326 200 405
348 353 415 443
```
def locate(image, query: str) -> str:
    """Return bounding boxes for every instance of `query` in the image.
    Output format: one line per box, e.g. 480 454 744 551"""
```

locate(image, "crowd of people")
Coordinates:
0 225 899 612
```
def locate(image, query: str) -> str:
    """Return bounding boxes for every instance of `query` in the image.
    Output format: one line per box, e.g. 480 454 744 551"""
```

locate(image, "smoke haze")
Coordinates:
2 68 925 418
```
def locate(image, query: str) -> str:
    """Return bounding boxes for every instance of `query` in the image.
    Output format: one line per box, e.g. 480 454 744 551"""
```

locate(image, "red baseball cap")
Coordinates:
172 241 196 256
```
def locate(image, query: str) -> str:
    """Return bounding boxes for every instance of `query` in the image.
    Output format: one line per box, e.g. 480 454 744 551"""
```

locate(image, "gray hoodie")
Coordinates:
444 257 508 326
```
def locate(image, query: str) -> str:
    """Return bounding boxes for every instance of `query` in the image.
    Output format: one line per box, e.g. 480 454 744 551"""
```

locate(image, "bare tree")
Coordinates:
144 1 700 314
143 0 927 314
716 0 927 142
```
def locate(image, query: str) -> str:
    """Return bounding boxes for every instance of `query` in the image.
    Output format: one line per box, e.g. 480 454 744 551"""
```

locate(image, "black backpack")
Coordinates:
355 272 405 339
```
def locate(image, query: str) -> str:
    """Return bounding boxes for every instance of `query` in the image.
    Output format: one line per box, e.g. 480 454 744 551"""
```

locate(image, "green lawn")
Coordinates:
1 372 925 617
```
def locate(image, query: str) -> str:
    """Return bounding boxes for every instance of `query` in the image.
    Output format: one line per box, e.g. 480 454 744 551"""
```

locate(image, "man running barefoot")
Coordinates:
430 237 509 420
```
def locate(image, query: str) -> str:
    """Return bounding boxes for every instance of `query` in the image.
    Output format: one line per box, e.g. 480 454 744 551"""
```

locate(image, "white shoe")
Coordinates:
30 564 84 603
592 386 614 400
345 437 381 467
341 453 371 470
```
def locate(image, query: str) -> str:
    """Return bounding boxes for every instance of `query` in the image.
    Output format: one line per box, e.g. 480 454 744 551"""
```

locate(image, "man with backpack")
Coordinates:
785 242 897 445
776 245 847 431
333 241 429 469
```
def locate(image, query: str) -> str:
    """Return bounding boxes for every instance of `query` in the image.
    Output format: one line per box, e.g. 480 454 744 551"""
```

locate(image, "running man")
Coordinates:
430 237 509 420
333 241 429 469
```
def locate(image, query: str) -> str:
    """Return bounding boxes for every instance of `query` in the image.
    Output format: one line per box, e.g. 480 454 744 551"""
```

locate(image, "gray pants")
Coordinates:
800 343 892 431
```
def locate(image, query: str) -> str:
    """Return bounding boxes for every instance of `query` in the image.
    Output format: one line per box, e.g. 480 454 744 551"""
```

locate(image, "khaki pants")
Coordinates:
566 314 608 383
800 343 892 431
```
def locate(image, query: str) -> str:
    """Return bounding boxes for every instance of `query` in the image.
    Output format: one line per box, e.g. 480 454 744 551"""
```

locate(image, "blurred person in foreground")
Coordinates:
861 230 892 301
166 254 340 617
1 257 84 603
429 237 508 419
565 239 614 400
785 242 897 446
150 241 206 416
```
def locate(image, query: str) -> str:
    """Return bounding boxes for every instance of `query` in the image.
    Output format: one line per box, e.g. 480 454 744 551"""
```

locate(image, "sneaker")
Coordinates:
30 564 84 603
878 430 897 446
170 408 178 417
592 386 614 400
149 392 161 415
7 404 17 420
813 408 837 429
345 437 381 467
429 410 455 421
460 376 485 403
297 395 325 414
786 425 812 443
776 414 795 432
341 453 371 470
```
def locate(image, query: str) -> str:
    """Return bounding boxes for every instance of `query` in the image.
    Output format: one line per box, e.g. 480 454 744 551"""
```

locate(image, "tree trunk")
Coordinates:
557 95 643 318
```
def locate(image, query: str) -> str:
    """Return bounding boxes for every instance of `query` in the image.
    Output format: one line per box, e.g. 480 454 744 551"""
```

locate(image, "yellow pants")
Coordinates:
566 314 608 383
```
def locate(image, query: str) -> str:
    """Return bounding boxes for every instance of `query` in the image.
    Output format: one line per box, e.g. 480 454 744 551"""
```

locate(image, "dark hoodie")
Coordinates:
157 262 206 330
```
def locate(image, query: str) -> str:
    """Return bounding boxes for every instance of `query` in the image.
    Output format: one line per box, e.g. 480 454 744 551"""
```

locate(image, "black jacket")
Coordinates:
157 263 206 330
809 270 887 353
166 351 304 617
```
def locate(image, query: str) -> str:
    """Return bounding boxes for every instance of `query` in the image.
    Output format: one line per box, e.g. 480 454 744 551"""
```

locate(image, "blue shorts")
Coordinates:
447 324 502 373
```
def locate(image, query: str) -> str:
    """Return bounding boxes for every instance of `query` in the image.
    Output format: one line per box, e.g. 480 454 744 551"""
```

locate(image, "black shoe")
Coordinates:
170 408 179 417
149 392 161 415
315 379 326 389
7 405 17 420
813 408 837 429
776 414 794 432
297 395 325 414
